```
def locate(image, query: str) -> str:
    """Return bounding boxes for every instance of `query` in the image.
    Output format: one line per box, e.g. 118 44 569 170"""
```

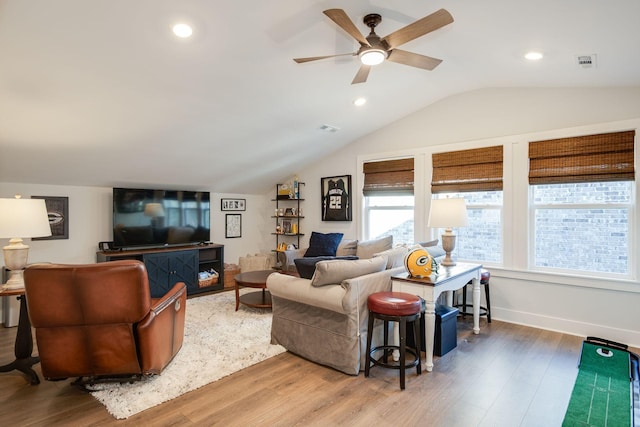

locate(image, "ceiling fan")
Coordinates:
294 8 454 84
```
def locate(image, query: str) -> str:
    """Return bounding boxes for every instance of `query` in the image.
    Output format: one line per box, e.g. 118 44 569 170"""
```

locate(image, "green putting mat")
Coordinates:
563 341 632 427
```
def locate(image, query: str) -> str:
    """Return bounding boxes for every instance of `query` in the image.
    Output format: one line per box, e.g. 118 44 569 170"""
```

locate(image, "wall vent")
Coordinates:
319 124 340 132
576 54 597 69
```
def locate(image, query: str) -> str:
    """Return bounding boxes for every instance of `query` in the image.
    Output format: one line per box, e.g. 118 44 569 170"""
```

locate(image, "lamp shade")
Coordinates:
0 197 52 239
428 198 468 228
144 203 165 218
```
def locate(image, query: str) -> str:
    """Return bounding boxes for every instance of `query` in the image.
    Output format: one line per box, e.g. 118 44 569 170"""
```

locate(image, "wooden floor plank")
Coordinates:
0 318 636 426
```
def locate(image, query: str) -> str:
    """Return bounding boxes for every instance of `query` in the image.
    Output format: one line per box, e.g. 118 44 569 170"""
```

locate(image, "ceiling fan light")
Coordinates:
360 49 386 66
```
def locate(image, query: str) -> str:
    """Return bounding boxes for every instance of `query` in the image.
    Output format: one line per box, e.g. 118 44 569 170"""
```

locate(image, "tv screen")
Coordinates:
112 188 210 249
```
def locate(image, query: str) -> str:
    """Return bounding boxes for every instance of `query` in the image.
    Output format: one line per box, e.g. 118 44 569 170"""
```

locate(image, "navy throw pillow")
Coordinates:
304 232 344 257
294 256 359 279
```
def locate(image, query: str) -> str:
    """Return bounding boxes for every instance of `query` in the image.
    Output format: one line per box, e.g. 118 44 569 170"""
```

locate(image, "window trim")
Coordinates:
356 118 640 289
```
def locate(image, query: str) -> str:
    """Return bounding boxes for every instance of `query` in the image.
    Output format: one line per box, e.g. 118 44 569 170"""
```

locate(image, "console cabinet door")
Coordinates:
143 250 198 297
171 249 199 294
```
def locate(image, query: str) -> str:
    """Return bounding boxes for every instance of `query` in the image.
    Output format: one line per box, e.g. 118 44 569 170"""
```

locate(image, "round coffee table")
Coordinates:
234 270 276 311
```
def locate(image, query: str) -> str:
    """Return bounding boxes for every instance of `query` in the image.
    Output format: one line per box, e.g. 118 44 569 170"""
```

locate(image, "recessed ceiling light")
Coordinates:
353 97 367 106
172 23 193 38
525 51 543 61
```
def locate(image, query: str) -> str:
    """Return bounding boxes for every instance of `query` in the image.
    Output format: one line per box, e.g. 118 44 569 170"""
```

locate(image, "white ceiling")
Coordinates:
1 0 639 194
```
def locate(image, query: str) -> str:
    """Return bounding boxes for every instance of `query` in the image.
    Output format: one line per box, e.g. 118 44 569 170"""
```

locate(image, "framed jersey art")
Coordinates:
321 175 352 221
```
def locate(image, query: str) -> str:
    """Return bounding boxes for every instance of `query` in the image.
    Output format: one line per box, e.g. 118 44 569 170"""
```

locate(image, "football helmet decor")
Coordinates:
404 247 437 278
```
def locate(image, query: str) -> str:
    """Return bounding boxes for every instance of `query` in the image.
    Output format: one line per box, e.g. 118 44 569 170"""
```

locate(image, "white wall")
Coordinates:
0 183 267 321
212 192 271 263
291 87 640 347
3 87 640 344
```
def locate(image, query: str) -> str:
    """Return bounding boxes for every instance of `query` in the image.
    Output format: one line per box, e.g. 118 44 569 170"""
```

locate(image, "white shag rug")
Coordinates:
90 289 285 419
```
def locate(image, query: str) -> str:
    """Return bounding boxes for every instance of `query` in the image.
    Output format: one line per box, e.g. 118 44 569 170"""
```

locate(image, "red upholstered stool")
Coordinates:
365 291 422 390
455 268 491 323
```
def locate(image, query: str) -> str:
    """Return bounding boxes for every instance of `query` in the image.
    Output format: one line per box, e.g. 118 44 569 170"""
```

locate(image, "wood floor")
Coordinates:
0 315 635 426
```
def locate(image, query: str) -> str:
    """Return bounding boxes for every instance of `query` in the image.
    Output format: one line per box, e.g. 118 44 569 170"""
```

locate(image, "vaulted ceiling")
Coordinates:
1 0 639 193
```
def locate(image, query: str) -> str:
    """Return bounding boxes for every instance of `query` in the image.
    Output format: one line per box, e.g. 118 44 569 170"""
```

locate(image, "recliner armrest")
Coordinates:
149 281 187 314
137 282 187 374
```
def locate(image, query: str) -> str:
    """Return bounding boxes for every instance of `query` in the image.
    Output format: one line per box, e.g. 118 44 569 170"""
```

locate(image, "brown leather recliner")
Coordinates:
24 260 186 381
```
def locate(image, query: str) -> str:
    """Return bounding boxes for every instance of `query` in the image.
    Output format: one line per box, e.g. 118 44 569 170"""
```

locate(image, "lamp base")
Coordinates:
3 270 25 290
440 231 457 267
3 239 29 290
440 257 456 267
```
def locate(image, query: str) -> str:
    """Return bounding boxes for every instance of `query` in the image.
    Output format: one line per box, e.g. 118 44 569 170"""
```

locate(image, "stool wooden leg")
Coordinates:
365 311 374 377
414 315 422 375
399 317 406 390
461 284 468 318
364 312 375 377
484 282 492 323
383 320 389 362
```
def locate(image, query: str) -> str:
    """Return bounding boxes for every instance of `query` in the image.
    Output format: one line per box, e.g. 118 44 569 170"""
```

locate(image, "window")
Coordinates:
364 195 414 245
528 130 635 276
363 158 414 245
433 191 502 263
531 182 632 274
431 146 504 264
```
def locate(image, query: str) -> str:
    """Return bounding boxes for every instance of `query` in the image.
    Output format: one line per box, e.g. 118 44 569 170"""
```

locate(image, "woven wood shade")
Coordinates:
363 158 414 195
529 130 635 184
431 146 503 193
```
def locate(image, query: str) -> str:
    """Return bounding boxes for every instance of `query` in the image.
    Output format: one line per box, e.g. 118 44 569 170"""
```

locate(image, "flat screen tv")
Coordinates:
112 187 210 249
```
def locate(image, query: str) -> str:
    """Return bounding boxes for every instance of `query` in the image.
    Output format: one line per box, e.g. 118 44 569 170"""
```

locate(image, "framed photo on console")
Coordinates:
31 196 69 240
321 175 352 221
225 214 242 238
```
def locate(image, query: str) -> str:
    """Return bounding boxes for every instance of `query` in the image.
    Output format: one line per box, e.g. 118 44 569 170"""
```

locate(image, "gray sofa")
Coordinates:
266 243 446 375
277 235 391 273
267 258 402 375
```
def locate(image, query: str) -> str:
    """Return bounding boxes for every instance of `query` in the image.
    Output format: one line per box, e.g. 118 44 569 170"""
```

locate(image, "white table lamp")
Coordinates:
428 198 468 266
144 202 165 228
0 195 52 289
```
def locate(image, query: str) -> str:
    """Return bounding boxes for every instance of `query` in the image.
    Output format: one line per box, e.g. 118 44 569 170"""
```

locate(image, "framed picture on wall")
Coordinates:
31 196 69 240
225 214 242 238
321 175 352 221
221 198 246 211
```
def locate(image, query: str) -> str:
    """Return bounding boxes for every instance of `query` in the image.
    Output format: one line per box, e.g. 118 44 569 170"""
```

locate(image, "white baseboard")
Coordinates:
491 307 640 350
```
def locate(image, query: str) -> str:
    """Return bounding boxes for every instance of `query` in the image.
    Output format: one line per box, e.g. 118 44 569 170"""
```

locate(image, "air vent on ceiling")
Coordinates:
320 124 340 133
576 54 597 69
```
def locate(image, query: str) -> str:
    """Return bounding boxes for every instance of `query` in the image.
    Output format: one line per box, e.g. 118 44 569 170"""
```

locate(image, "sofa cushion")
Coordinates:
266 273 350 314
336 239 358 257
419 239 439 247
425 246 446 260
373 246 409 269
304 232 344 257
355 235 393 259
294 256 358 279
311 257 387 287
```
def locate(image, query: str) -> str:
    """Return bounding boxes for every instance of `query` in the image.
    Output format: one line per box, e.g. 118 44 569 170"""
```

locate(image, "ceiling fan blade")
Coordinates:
351 64 371 84
387 49 443 70
323 9 369 46
293 53 355 63
382 8 454 49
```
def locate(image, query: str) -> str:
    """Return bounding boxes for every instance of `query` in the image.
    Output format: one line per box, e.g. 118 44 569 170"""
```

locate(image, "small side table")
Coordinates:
391 263 482 372
234 270 276 311
0 288 40 384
